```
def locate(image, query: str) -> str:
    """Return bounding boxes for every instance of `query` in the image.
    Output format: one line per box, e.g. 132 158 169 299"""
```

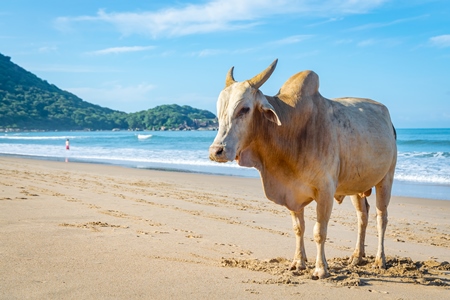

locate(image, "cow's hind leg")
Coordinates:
349 194 370 265
374 170 394 269
289 209 307 270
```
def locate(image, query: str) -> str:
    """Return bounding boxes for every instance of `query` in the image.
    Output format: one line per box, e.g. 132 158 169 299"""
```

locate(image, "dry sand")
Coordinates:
1 156 449 299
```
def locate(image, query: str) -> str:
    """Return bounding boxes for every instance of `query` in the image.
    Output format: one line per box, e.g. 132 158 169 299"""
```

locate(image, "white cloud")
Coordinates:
357 39 376 47
66 82 156 112
348 14 429 31
429 35 450 48
293 50 320 58
87 46 156 55
190 35 311 57
269 35 313 46
356 38 401 48
334 39 353 45
55 0 387 38
190 46 262 57
192 48 228 57
182 36 310 59
307 17 344 27
29 64 117 73
187 33 312 59
38 46 58 53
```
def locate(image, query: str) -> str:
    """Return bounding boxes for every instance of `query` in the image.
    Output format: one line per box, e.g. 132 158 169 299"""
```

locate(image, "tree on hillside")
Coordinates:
0 53 217 131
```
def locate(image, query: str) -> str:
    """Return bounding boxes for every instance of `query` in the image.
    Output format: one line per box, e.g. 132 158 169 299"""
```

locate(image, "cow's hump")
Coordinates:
277 70 319 106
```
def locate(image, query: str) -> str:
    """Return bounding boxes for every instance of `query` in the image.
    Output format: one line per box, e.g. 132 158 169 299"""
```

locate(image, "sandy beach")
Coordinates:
1 156 449 299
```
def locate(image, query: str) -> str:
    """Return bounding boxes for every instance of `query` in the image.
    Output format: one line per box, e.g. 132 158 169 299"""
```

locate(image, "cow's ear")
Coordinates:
261 106 282 126
255 91 282 126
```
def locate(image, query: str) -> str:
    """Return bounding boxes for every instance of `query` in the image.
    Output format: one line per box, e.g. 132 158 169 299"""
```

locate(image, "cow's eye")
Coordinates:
237 107 250 118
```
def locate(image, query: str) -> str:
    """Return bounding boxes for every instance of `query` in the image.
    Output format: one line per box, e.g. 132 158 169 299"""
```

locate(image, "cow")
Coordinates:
209 59 397 279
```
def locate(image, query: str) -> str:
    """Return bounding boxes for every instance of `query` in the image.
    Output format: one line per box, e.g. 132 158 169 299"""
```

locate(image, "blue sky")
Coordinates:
1 0 449 128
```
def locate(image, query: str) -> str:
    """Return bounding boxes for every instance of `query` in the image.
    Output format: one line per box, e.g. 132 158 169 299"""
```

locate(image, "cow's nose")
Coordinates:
209 145 224 160
214 146 224 156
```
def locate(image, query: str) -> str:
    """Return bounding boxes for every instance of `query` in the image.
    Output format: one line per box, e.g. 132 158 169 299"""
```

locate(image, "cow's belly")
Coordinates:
335 181 374 196
335 159 392 195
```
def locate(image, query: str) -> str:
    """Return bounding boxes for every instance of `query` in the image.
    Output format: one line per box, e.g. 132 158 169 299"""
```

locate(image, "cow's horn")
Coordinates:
225 66 236 88
248 59 278 89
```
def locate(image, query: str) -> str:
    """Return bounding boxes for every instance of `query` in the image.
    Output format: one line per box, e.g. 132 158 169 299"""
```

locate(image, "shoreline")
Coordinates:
1 153 449 201
1 156 449 298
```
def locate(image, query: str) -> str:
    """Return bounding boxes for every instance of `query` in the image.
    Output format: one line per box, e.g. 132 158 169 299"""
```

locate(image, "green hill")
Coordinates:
126 104 216 131
0 53 217 131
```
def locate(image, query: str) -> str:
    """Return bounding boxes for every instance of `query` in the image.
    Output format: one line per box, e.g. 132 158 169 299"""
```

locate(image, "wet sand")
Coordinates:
1 156 449 299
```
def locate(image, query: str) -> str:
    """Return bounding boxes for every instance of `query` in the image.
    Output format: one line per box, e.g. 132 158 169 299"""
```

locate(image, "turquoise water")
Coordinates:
1 128 449 200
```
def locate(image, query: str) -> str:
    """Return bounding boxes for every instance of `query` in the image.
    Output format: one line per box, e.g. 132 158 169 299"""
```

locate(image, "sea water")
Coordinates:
0 128 449 200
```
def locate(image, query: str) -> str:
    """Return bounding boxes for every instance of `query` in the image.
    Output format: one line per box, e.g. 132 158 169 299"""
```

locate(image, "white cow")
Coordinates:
209 59 397 279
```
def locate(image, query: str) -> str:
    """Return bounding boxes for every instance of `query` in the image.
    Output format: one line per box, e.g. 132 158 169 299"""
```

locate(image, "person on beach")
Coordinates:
66 139 70 150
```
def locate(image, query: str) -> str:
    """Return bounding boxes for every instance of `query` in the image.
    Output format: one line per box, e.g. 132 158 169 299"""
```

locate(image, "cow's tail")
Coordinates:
392 124 397 140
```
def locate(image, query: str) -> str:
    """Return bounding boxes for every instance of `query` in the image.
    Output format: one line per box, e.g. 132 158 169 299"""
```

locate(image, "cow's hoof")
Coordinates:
373 256 386 269
348 255 362 266
289 259 306 271
312 268 329 280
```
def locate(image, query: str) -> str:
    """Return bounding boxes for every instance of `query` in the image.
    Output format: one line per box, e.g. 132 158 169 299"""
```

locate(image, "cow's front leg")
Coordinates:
349 195 369 265
289 209 307 270
312 194 333 279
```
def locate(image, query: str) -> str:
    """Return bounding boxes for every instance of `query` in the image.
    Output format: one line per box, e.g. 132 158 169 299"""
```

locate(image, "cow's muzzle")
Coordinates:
209 145 229 162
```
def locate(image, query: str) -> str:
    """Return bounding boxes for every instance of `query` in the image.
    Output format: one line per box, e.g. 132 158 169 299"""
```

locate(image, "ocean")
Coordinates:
1 128 449 200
